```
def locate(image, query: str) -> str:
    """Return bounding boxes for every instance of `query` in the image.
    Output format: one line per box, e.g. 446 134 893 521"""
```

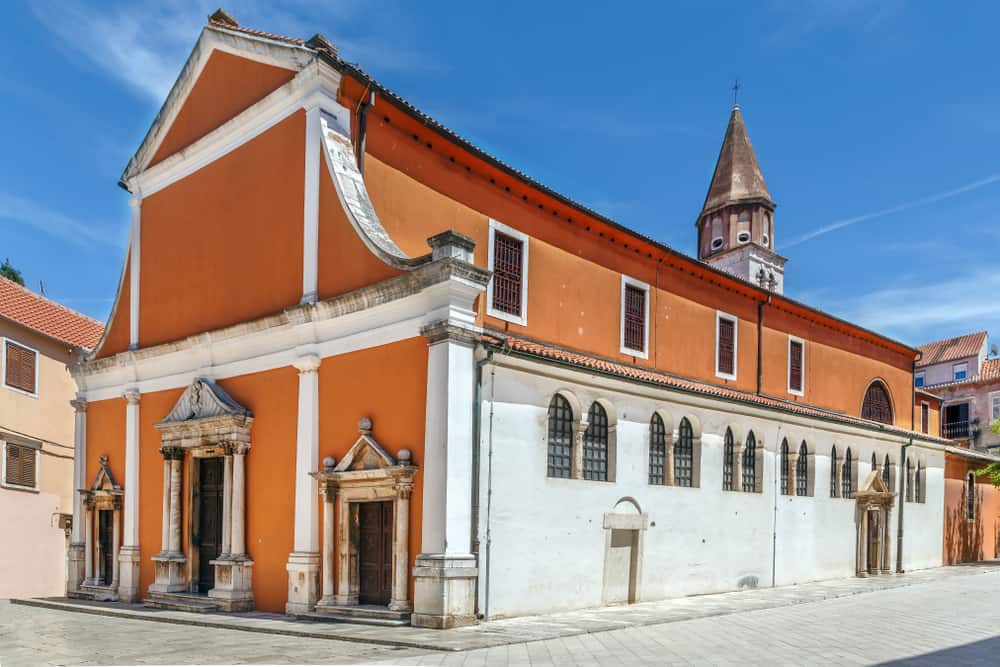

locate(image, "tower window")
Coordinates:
761 233 770 247
737 210 751 222
710 237 724 250
736 231 751 244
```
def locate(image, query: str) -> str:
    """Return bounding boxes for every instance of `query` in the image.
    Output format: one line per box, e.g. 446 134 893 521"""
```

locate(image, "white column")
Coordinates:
128 195 141 350
285 354 322 613
301 105 321 304
112 506 121 588
93 509 102 582
222 449 233 557
320 485 335 604
167 453 183 554
389 480 413 612
231 445 247 557
118 389 142 602
70 399 88 543
84 503 94 582
159 451 171 553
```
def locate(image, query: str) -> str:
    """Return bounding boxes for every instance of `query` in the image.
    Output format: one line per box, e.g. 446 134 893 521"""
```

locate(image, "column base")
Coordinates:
284 552 321 614
117 546 142 602
149 553 187 593
411 553 478 629
208 557 255 612
67 542 86 594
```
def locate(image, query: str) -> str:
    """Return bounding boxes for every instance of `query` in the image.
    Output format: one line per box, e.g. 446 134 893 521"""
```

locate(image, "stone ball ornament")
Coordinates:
322 456 336 471
398 448 412 464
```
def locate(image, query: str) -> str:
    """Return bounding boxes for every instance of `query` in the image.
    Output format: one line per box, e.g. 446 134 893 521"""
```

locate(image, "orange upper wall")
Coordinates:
150 50 297 167
138 111 304 348
95 259 130 359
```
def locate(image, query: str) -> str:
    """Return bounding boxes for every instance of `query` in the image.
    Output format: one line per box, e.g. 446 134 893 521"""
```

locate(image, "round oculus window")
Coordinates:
710 237 724 250
761 234 770 247
737 231 751 244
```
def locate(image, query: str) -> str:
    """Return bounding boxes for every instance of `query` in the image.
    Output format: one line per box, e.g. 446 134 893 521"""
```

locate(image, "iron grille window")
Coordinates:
722 428 735 491
546 395 573 478
780 439 790 495
4 340 36 394
796 442 808 496
915 462 922 503
967 473 975 520
741 432 756 492
582 402 609 481
861 381 893 425
842 448 854 498
623 284 646 353
717 317 736 376
789 340 803 392
3 442 36 488
882 454 891 490
674 418 694 487
492 231 523 317
648 413 666 485
830 447 839 498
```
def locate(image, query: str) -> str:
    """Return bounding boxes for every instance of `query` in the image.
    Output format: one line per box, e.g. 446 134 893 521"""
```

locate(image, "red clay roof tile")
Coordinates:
917 331 988 367
0 276 104 349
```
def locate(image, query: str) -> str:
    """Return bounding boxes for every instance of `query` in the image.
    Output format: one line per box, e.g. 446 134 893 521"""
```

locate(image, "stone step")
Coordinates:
296 605 412 627
143 593 223 614
78 585 119 602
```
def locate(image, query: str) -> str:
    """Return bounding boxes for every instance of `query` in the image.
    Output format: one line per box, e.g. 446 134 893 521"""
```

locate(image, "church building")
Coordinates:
66 11 950 627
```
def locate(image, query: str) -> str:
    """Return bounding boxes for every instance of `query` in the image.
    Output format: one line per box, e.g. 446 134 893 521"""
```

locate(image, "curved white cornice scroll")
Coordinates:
320 112 431 271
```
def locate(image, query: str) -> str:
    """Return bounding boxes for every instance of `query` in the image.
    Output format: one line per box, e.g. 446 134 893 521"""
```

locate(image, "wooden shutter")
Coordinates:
789 340 803 392
718 318 735 376
4 443 36 487
492 232 523 317
921 403 929 434
5 341 36 394
623 284 645 353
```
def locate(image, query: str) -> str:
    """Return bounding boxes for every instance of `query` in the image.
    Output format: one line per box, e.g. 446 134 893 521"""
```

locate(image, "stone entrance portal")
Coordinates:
145 379 255 612
855 470 894 577
602 497 648 606
71 454 123 602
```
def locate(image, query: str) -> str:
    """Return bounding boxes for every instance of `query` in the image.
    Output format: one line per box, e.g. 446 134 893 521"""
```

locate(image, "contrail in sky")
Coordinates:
781 173 1000 249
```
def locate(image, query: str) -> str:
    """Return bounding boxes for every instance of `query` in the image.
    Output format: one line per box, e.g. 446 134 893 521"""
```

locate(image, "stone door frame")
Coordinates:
601 497 648 606
854 470 894 577
79 454 123 598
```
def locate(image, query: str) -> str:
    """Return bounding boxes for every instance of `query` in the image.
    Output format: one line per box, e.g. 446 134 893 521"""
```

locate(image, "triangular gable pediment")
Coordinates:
335 427 397 473
159 378 250 425
89 454 121 493
857 470 892 498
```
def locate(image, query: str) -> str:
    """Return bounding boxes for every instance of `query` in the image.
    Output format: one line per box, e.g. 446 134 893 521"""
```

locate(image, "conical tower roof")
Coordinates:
701 105 772 214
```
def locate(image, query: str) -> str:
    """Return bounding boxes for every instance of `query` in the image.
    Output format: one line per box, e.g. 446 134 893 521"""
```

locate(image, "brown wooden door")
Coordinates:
197 457 224 594
98 510 114 585
867 510 880 573
358 501 393 606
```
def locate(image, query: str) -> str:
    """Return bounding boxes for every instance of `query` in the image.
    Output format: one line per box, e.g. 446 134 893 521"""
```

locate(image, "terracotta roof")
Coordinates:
945 445 1000 464
484 331 947 444
916 331 988 367
701 105 772 214
926 357 1000 391
0 276 104 349
208 18 304 46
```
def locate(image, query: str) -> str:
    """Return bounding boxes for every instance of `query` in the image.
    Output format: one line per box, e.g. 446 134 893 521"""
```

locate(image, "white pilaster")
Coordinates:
67 398 87 593
301 105 321 304
118 389 142 601
128 195 141 349
286 353 322 613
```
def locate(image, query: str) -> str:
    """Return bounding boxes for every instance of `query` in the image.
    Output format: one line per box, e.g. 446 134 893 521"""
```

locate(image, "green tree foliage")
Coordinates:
0 258 24 286
974 418 1000 487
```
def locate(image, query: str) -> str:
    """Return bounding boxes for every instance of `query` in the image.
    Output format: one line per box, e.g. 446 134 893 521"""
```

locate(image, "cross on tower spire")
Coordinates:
732 79 740 107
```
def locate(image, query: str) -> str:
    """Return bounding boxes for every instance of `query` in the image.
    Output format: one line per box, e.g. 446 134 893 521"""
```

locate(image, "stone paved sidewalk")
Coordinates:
13 563 1000 653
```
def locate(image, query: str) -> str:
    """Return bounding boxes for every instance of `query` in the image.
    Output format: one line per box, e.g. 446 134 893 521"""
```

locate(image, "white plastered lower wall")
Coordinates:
475 362 945 620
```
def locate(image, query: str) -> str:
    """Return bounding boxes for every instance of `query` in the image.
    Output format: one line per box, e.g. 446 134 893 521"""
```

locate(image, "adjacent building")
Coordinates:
65 11 950 627
942 447 1000 565
917 331 1000 450
0 276 103 597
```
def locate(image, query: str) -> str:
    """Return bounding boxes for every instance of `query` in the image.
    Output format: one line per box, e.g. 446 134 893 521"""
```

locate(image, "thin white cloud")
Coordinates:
0 193 122 250
782 174 1000 248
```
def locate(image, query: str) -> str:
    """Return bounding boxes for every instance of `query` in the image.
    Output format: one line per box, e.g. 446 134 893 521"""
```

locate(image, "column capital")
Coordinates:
123 389 140 404
420 320 480 347
160 445 184 460
230 442 250 456
128 195 142 209
293 354 322 374
71 398 88 413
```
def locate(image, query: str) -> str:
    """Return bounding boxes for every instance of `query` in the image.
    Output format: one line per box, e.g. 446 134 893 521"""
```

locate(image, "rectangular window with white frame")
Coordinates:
715 311 738 381
787 335 805 396
3 338 38 397
2 438 39 491
953 362 968 381
921 401 930 434
619 275 649 358
915 371 925 388
991 392 1000 422
486 219 529 326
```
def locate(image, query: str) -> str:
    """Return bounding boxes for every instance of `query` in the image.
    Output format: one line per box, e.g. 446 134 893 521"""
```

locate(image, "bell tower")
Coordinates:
696 104 786 293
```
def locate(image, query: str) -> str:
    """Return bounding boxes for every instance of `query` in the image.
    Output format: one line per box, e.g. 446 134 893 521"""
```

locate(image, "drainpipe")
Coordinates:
771 424 783 587
756 295 770 395
897 352 921 573
470 348 494 618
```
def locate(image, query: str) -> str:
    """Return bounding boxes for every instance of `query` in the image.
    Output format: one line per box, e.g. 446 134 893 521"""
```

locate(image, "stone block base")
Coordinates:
149 553 187 593
284 552 320 614
66 543 85 595
117 546 142 602
209 558 255 612
411 553 478 629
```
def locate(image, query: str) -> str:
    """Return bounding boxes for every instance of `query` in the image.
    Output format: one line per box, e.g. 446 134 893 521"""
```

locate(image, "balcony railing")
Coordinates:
943 420 970 440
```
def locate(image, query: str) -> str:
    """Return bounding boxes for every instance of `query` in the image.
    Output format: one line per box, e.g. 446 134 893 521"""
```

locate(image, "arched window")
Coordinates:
649 413 667 485
582 402 609 481
915 461 923 503
546 394 574 478
830 446 839 498
738 210 751 222
871 452 878 474
796 442 808 496
674 418 694 487
780 439 790 495
842 447 854 498
723 427 735 491
967 472 975 520
882 453 891 490
906 458 913 502
741 432 757 492
862 381 894 424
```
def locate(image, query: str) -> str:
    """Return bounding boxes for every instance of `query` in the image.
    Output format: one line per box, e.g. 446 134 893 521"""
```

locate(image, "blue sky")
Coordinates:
2 1 998 351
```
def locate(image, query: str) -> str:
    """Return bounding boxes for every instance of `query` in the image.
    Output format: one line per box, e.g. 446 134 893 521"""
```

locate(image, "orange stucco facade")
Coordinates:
943 451 1000 564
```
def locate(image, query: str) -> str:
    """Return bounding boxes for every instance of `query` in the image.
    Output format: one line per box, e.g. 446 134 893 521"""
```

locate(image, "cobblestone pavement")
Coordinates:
2 564 999 665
